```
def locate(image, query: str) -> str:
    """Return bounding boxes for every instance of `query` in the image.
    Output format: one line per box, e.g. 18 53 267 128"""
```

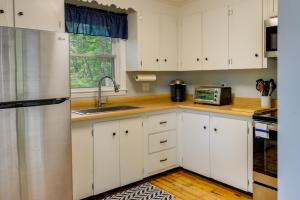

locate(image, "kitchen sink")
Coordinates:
73 105 142 115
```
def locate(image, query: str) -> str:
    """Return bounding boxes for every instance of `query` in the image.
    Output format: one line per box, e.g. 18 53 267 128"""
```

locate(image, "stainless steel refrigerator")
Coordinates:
0 27 72 199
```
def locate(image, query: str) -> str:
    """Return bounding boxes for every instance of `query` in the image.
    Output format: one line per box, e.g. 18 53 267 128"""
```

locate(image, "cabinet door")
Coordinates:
203 6 229 70
140 11 160 71
273 0 278 17
182 113 210 177
159 14 178 71
120 118 143 186
72 122 94 200
181 13 202 71
229 0 263 69
93 121 120 195
0 0 13 27
210 116 248 191
14 0 64 32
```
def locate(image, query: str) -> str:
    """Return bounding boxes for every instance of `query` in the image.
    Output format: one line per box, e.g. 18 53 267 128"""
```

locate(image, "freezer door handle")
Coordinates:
0 98 68 109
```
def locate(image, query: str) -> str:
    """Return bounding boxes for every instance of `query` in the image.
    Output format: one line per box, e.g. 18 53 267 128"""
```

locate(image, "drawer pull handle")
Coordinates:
160 158 168 162
160 121 167 125
160 140 168 144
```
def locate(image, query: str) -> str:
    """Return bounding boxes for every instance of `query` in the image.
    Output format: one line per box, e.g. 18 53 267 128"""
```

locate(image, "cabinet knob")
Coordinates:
214 128 218 132
164 59 167 62
255 53 259 57
197 58 200 62
160 158 168 162
205 57 208 61
203 126 207 130
156 58 159 62
0 9 4 14
125 130 129 134
18 12 24 16
113 132 116 136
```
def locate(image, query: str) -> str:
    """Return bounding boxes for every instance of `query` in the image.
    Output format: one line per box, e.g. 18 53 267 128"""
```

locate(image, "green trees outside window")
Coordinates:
69 34 115 89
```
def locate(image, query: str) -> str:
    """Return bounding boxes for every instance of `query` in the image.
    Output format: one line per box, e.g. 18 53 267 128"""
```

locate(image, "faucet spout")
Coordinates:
97 76 120 107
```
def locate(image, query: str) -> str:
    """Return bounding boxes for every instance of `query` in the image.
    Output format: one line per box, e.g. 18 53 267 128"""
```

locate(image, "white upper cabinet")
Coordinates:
264 0 278 18
182 112 210 177
159 14 178 71
119 117 144 186
210 116 248 191
180 13 202 71
229 0 263 69
0 0 64 31
140 11 160 71
93 121 120 195
135 11 178 71
202 6 229 70
0 0 13 27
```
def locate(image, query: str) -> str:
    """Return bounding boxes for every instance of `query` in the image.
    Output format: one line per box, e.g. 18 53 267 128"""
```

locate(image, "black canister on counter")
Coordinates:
170 80 186 102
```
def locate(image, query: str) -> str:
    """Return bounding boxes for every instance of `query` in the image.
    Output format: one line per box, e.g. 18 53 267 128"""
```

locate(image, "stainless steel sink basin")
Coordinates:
73 105 141 115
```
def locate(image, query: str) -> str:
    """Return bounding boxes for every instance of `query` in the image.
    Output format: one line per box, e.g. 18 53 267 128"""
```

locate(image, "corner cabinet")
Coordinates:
229 0 263 69
127 11 178 71
210 116 248 191
0 0 64 32
180 112 250 192
180 0 264 71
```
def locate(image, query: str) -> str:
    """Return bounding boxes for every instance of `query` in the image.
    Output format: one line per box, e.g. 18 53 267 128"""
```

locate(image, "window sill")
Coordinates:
71 88 127 99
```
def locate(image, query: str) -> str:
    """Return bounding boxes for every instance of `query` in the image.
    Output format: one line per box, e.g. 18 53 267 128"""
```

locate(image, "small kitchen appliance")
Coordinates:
193 86 231 105
170 80 186 102
265 17 278 58
253 110 278 200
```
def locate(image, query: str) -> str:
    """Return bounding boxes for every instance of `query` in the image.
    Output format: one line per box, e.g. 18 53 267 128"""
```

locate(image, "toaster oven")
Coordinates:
194 87 232 105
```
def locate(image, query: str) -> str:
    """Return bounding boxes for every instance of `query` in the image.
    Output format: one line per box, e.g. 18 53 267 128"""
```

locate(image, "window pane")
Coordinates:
70 34 112 55
69 34 115 89
70 56 114 88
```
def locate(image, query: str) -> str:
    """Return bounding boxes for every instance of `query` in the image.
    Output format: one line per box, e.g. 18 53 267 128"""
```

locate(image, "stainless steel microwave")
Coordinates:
194 87 232 105
265 17 278 58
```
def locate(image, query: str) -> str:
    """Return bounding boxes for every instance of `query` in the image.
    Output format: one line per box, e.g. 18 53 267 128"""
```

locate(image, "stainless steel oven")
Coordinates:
265 17 278 58
253 111 278 200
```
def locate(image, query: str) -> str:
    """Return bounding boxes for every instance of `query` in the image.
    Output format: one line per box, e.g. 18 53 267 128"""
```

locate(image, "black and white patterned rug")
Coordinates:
100 183 175 200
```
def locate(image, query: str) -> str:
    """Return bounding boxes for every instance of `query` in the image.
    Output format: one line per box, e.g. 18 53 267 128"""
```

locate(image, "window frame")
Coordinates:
70 35 127 99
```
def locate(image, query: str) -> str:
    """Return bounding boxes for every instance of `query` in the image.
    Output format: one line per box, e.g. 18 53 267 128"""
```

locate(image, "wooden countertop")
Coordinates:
71 95 276 123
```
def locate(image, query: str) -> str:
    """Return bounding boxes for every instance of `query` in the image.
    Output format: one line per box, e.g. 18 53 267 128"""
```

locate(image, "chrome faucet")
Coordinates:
97 76 120 107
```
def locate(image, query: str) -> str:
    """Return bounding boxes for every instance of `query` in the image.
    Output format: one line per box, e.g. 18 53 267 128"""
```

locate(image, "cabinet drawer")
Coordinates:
149 130 176 153
146 148 177 173
145 113 176 134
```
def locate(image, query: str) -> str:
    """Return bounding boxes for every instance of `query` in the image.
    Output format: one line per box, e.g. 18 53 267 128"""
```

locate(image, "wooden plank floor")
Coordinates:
150 170 252 200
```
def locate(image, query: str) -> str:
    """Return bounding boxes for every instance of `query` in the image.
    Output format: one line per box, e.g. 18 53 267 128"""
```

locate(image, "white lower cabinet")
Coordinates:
119 118 144 186
181 112 250 191
72 111 251 198
144 112 178 176
93 117 143 195
181 112 210 177
210 116 248 191
93 121 120 195
72 122 94 200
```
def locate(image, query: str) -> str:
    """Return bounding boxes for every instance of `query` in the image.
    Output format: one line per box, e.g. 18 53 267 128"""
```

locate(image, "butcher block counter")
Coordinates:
71 95 276 122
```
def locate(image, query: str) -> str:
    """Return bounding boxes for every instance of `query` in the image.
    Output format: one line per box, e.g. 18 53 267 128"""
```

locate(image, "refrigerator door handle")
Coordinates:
0 98 69 109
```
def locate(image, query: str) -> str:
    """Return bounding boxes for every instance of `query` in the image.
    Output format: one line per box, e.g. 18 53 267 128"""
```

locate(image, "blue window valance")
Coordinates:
65 4 128 40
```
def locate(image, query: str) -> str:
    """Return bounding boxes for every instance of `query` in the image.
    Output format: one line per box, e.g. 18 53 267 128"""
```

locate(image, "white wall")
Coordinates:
126 61 277 98
278 0 300 199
